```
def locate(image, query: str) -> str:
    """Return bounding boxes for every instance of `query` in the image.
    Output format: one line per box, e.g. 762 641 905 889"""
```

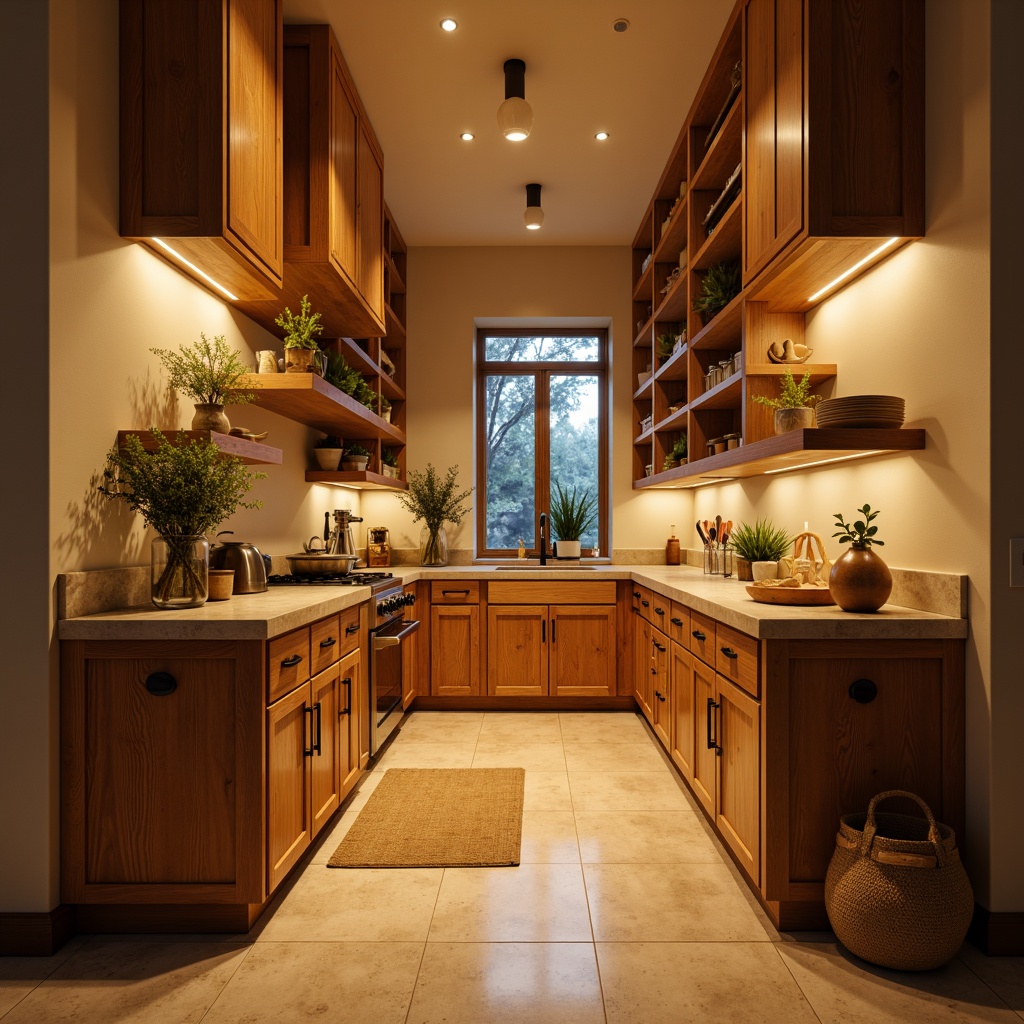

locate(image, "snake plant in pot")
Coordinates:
548 482 599 558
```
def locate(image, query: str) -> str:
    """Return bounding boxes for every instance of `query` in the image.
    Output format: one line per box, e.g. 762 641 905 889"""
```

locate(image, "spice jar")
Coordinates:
723 432 742 450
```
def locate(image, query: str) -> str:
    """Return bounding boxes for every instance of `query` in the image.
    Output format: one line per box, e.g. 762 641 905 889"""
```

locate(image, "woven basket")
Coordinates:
824 790 973 971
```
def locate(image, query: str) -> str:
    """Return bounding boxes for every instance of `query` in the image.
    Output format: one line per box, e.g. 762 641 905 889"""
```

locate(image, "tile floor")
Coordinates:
2 711 1022 1023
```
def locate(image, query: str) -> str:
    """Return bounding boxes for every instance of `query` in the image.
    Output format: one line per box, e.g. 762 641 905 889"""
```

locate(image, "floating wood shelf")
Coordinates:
116 430 283 466
304 469 408 490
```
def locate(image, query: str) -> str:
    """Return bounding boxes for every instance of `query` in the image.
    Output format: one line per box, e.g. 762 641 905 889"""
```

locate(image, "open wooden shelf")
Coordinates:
230 374 406 442
634 428 925 487
304 469 408 490
116 429 283 465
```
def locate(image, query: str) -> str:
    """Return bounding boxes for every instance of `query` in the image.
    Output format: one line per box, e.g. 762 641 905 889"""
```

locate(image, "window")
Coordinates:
475 329 608 557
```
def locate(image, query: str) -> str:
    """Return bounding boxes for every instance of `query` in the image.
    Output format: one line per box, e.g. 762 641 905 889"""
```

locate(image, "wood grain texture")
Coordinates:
309 663 341 836
117 430 282 466
649 626 672 746
633 614 653 721
430 605 480 696
715 622 760 698
487 605 548 696
267 625 310 703
487 581 616 605
716 678 761 884
689 610 717 667
668 602 691 650
339 647 363 796
431 581 481 603
309 613 341 677
689 656 718 818
670 643 696 783
266 683 311 891
550 605 617 697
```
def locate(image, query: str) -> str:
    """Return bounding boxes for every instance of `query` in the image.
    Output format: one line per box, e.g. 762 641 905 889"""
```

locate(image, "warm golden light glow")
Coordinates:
807 238 899 303
440 18 457 31
763 451 887 475
595 131 610 141
460 132 475 141
149 238 238 301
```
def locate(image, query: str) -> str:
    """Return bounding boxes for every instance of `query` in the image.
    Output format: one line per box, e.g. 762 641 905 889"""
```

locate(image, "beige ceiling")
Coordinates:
282 0 733 247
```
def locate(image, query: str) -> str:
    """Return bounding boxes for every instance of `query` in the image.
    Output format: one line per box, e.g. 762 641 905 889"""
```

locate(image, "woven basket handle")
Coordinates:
860 789 947 866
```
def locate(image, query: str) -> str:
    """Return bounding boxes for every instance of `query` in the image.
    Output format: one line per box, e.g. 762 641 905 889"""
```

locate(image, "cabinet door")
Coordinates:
650 627 672 749
633 614 653 720
356 121 385 320
267 683 312 892
431 605 480 695
338 647 362 796
550 605 617 697
743 0 805 283
670 642 695 783
690 656 718 818
487 605 547 696
329 48 358 277
309 664 340 837
716 678 761 884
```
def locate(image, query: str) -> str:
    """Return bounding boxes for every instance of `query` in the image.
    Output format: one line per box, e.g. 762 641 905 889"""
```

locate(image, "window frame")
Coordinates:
474 328 609 558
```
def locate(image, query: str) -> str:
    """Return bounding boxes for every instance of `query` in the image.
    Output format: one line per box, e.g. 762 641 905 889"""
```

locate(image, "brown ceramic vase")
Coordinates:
828 546 892 612
191 403 230 434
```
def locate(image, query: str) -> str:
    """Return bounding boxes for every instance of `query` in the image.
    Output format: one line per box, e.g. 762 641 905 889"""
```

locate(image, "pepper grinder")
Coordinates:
666 525 681 565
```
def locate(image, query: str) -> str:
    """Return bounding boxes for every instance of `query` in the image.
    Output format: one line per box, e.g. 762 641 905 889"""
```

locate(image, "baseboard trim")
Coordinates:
969 905 1024 955
0 905 76 956
412 696 637 711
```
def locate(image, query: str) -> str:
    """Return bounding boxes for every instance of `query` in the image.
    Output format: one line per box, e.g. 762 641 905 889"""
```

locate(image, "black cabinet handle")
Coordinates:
304 706 314 756
319 636 337 649
281 654 303 668
670 617 683 626
551 618 556 643
633 590 641 599
692 630 706 642
144 671 177 696
641 599 650 607
849 678 878 704
542 620 546 643
653 640 666 653
313 701 322 754
654 606 665 616
655 690 666 702
339 676 351 716
345 623 359 636
706 696 720 752
720 647 739 659
442 589 470 596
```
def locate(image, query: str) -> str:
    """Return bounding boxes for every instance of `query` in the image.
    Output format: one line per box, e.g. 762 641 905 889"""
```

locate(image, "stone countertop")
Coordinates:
57 563 967 642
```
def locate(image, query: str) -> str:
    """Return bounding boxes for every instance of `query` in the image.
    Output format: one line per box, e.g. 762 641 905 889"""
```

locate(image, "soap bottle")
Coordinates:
666 525 681 565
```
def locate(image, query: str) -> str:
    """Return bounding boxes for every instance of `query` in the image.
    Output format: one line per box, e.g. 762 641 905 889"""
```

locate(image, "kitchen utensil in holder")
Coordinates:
703 541 732 576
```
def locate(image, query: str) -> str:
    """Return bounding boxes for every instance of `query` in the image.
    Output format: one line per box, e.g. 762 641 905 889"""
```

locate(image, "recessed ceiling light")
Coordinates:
595 131 610 141
440 18 457 32
459 132 475 141
613 18 630 32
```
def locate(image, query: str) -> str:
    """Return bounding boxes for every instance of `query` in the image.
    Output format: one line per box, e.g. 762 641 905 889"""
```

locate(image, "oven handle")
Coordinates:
373 619 421 648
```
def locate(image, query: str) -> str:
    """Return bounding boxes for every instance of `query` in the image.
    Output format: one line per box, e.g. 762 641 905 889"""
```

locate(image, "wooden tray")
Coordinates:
746 584 835 606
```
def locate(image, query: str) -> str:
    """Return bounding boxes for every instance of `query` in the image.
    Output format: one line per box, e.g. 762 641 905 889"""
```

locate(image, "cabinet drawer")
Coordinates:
488 580 616 604
648 592 670 629
431 581 480 604
310 614 341 675
631 585 654 622
689 610 716 666
668 601 691 648
268 626 311 703
338 604 362 655
716 623 759 699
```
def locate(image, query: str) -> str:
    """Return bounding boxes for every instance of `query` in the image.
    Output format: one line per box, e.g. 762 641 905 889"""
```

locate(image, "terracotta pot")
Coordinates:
774 406 815 434
829 546 892 612
735 557 753 582
192 403 231 434
284 348 317 373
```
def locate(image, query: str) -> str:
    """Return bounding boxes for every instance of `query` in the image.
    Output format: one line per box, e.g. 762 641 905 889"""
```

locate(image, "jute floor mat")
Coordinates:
327 767 525 868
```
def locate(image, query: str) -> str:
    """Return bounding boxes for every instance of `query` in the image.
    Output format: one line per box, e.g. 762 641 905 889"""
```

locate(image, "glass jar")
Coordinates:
719 358 733 380
419 524 449 566
151 534 209 609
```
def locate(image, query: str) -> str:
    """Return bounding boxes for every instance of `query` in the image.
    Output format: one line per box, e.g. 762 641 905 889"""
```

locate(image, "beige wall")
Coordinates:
1 0 1016 923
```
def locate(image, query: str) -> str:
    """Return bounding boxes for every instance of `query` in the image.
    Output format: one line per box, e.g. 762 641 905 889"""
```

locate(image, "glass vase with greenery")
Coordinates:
99 431 263 608
398 464 473 566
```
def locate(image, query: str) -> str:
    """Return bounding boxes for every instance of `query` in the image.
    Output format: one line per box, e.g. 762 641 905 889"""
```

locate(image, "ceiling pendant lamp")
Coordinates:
524 183 544 230
498 58 533 141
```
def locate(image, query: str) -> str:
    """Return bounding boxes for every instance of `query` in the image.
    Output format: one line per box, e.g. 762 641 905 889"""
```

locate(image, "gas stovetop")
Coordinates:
267 571 394 589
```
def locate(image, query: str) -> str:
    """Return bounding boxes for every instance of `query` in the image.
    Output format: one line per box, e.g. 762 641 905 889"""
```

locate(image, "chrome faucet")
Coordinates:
539 512 548 565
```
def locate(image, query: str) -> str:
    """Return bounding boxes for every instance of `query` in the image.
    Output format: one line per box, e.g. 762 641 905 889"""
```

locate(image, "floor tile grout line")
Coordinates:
194 939 261 1024
952 949 1024 1020
768 939 828 1024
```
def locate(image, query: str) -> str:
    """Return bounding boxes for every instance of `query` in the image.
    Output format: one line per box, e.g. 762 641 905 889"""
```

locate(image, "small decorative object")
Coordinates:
825 790 973 971
380 396 392 422
752 368 822 434
366 527 392 567
256 350 278 373
662 435 687 471
397 463 473 567
150 333 257 435
207 569 235 601
665 525 680 565
693 260 741 325
548 482 598 559
645 463 653 477
313 435 344 471
342 443 371 472
228 427 268 443
766 338 813 364
830 504 892 612
381 447 400 480
98 430 263 609
275 294 323 372
517 538 527 560
815 395 906 429
730 518 791 582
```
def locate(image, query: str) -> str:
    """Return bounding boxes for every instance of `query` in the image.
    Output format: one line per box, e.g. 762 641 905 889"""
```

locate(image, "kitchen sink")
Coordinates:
493 564 598 570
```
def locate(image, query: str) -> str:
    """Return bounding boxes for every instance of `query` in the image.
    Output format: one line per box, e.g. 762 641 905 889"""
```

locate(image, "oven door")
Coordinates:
369 617 420 756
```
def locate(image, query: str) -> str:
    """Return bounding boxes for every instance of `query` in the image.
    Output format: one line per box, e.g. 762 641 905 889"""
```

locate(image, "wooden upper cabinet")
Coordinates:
119 0 284 299
252 23 385 338
742 0 925 309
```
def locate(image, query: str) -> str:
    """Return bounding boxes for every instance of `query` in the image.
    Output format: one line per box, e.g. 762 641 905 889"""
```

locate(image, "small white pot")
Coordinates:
555 540 582 559
752 560 779 581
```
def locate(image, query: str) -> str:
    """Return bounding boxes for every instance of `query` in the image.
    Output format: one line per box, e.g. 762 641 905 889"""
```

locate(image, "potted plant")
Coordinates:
275 294 323 372
313 434 344 472
381 447 400 480
663 435 687 471
693 260 741 325
342 442 371 472
324 350 378 411
729 518 791 582
380 396 392 422
830 504 892 611
98 430 263 608
150 333 256 434
656 333 679 364
397 463 473 566
752 368 822 433
548 482 598 559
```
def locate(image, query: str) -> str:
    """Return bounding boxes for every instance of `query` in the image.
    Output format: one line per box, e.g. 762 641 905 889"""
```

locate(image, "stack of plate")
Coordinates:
815 395 905 429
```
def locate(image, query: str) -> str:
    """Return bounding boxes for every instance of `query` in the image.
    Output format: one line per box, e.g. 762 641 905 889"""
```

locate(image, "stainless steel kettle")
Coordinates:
325 509 363 557
209 532 268 593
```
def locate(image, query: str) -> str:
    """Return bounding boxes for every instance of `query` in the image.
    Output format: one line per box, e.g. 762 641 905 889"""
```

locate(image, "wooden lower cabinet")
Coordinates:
649 626 671 747
715 677 760 884
669 642 695 783
633 614 653 719
431 604 481 695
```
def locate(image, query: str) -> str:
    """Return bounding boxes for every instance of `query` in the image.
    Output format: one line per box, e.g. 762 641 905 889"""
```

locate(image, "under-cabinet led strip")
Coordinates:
807 237 900 303
763 451 886 475
150 238 239 301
